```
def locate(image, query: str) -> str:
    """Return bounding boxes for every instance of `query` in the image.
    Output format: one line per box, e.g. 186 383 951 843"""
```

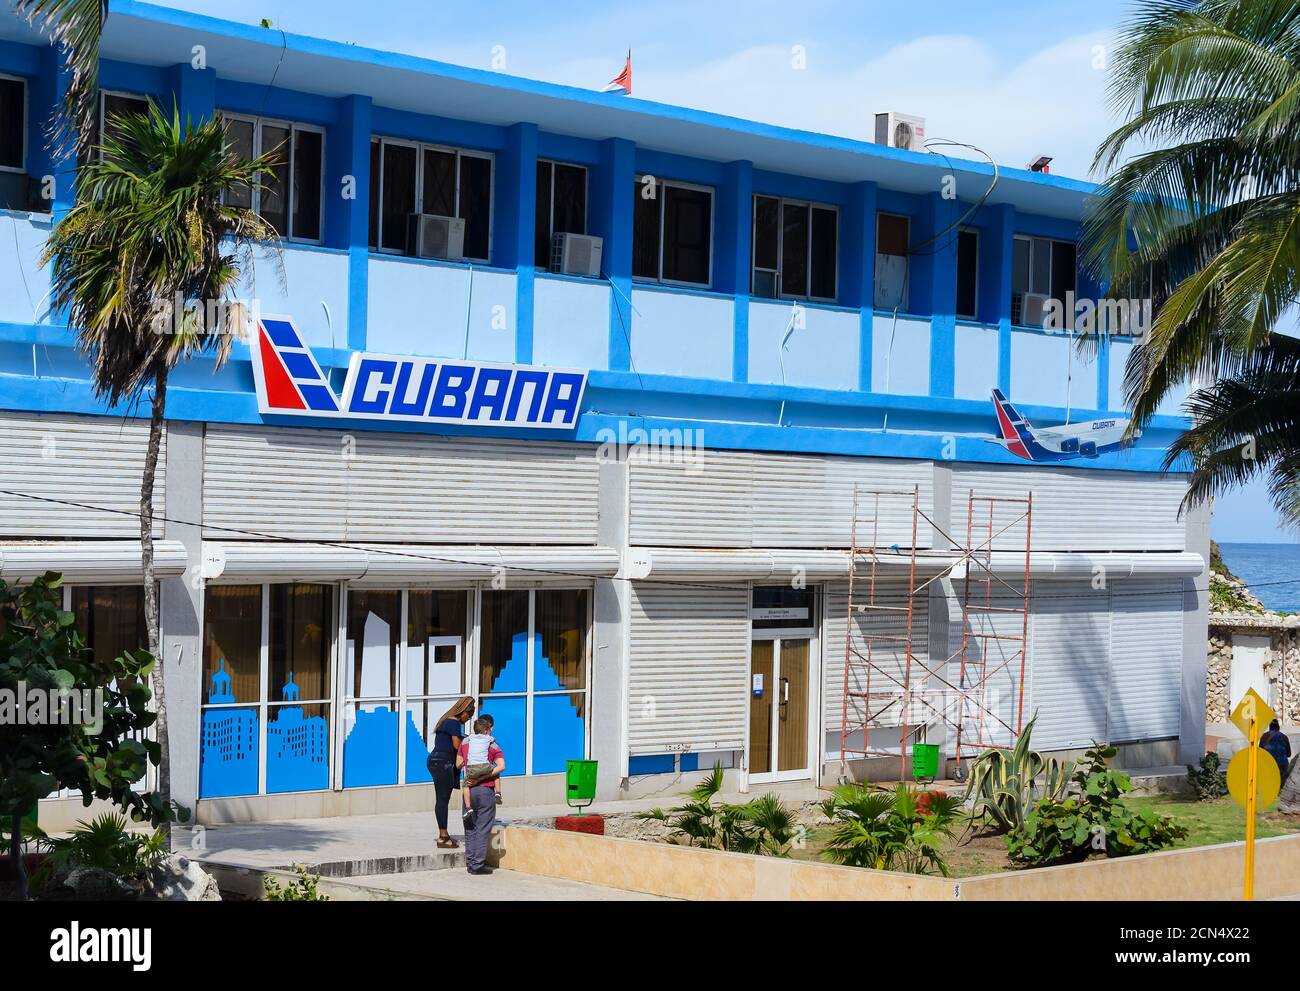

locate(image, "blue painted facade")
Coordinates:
0 1 1191 474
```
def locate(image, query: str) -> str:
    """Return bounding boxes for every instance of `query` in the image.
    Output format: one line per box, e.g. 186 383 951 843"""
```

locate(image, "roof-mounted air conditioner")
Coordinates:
874 112 927 152
408 213 466 260
551 232 603 277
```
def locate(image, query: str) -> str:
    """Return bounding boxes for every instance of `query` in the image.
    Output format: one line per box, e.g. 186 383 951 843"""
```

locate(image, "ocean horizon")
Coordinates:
1217 542 1300 614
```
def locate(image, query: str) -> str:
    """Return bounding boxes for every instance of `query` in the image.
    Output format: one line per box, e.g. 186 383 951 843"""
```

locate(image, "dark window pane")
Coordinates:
422 148 455 217
553 163 586 236
662 184 711 285
203 585 263 705
380 142 416 252
1012 237 1030 322
877 213 909 257
1031 237 1052 295
535 589 587 691
1051 240 1077 303
956 228 979 318
368 139 380 247
269 584 333 703
0 78 24 170
810 207 837 300
222 117 255 211
632 177 660 279
407 591 468 698
752 195 779 278
72 586 146 666
780 202 809 297
458 153 492 260
534 159 552 267
291 128 322 240
259 123 290 236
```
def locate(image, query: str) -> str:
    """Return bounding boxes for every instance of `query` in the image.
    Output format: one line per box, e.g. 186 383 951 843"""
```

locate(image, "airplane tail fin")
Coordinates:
990 389 1034 458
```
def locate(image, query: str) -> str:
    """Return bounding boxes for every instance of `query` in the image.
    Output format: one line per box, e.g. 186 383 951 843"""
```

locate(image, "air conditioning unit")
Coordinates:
874 112 927 152
407 213 466 260
551 232 603 277
1021 292 1052 328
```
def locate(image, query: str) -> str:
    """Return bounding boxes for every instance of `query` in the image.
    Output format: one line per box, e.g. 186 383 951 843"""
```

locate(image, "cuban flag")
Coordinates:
602 51 632 95
251 316 340 414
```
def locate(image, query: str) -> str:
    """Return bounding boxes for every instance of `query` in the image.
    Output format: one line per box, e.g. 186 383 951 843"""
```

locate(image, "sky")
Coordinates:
145 0 1295 544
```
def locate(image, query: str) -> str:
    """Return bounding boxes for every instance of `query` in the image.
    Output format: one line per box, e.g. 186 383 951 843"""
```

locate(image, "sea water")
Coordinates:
1217 542 1300 613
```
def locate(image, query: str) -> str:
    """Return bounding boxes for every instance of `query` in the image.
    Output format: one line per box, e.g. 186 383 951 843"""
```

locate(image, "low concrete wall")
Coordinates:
492 824 1300 901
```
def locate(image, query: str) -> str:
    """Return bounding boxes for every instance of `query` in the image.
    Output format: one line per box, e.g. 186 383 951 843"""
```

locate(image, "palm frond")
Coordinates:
17 0 110 155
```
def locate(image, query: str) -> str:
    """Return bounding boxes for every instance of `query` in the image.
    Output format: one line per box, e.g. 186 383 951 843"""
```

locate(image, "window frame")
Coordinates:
751 194 839 304
370 135 495 263
1011 233 1077 326
955 225 980 320
217 111 326 245
874 211 912 311
633 174 715 290
0 73 27 175
96 88 150 162
536 158 589 269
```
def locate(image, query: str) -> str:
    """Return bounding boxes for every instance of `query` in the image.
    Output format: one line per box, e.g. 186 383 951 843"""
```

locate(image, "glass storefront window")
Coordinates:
71 585 146 664
343 589 401 788
266 584 333 794
200 585 262 799
404 591 468 782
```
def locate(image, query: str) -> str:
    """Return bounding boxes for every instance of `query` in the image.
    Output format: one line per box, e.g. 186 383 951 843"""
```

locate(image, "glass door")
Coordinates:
749 585 817 783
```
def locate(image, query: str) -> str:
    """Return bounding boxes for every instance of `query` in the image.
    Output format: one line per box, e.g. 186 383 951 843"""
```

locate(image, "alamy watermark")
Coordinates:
594 420 707 474
1043 291 1153 340
148 294 261 340
0 682 104 735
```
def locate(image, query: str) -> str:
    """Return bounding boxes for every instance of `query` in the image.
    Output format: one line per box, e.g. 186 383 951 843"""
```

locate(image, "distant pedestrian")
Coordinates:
426 696 475 850
458 726 504 875
1260 719 1292 780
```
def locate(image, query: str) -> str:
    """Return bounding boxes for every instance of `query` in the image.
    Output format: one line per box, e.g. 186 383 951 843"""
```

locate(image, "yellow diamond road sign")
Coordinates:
1230 688 1276 741
1228 747 1282 808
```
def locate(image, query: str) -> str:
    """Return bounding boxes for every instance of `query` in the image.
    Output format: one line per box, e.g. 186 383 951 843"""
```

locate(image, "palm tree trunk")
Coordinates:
141 364 171 845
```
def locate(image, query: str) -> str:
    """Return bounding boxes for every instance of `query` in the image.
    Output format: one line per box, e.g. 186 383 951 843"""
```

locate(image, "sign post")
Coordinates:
1227 688 1280 901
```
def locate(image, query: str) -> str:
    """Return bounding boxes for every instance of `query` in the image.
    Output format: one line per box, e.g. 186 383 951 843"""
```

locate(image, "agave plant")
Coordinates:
636 762 797 856
819 784 963 876
962 715 1073 834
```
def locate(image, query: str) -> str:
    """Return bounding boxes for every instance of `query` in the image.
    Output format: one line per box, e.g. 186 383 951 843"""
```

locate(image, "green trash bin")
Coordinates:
911 744 939 782
565 759 598 814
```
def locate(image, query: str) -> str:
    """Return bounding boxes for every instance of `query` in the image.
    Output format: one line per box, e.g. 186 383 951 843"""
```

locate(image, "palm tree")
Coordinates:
17 1 109 156
1082 0 1300 524
43 103 277 834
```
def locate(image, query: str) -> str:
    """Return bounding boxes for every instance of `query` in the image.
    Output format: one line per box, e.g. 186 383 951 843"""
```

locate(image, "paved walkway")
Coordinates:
317 868 669 901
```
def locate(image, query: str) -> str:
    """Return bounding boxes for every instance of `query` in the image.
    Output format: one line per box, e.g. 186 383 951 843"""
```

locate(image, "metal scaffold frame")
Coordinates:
838 484 1033 782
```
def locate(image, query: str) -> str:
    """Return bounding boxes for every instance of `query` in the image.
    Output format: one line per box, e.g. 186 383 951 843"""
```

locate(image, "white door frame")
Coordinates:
749 602 819 785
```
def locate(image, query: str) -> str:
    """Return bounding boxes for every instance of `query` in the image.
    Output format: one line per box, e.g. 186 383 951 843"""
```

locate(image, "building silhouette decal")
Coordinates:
199 658 258 798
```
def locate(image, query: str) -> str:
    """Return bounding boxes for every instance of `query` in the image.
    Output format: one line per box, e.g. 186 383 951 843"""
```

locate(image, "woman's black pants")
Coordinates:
426 753 457 831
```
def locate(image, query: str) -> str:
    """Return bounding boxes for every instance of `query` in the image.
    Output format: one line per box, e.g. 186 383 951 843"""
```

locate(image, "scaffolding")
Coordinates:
838 484 1033 782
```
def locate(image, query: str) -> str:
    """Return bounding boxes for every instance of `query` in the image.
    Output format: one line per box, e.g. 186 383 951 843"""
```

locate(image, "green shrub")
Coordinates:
264 864 329 901
963 714 1073 834
818 784 963 876
1007 743 1188 867
1186 751 1228 801
636 763 796 856
33 812 166 888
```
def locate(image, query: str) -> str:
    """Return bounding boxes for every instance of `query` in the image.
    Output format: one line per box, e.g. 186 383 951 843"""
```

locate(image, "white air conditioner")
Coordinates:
551 232 603 277
874 253 908 310
1021 292 1052 328
874 112 927 152
408 213 466 260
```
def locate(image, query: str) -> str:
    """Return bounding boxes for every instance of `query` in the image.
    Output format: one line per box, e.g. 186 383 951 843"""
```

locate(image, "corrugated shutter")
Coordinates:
945 589 1028 750
823 580 929 736
0 411 165 538
630 450 933 548
627 583 750 755
1108 578 1183 742
204 424 598 544
1029 581 1111 750
950 464 1187 552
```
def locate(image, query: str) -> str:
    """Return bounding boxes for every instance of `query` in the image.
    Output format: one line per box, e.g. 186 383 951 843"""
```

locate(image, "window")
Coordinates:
0 75 25 172
218 113 324 242
479 588 590 775
370 137 494 261
956 227 979 319
632 175 713 287
875 212 910 310
1012 235 1077 325
752 195 838 301
535 160 588 270
95 90 150 163
200 585 263 799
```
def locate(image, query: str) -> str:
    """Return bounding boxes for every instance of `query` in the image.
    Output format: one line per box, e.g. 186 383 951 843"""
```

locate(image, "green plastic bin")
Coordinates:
911 744 939 781
565 759 598 813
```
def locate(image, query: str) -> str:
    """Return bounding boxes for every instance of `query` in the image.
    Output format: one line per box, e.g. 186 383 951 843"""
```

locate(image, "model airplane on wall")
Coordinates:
987 389 1138 462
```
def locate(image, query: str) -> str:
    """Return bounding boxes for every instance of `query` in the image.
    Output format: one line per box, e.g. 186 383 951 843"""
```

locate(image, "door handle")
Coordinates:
780 676 789 716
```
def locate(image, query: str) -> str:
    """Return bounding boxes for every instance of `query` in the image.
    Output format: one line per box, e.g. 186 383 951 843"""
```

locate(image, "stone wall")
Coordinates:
1207 614 1300 725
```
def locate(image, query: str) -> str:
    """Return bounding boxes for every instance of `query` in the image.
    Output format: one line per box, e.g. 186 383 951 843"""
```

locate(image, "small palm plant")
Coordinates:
819 784 962 876
636 763 797 856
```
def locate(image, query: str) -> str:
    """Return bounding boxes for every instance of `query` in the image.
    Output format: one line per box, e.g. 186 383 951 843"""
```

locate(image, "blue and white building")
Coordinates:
0 3 1208 824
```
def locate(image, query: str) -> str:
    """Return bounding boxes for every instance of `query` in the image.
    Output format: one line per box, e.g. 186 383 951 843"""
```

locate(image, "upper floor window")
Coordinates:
0 75 26 173
633 175 713 288
1012 234 1076 326
956 227 979 320
96 90 149 160
875 212 910 310
536 160 588 270
370 137 493 262
219 113 324 243
752 195 838 302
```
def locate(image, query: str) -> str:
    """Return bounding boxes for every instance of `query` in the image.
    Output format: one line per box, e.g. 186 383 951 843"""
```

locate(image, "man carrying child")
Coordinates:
456 716 505 875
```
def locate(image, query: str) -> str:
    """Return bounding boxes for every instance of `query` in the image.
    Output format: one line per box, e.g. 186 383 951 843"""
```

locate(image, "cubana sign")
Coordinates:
250 316 587 430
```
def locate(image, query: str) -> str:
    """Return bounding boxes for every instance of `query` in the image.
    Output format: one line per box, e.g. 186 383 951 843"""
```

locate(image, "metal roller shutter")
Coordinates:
1029 581 1112 750
627 584 750 755
203 424 599 544
628 449 754 547
1108 578 1184 742
0 411 165 538
945 588 1028 750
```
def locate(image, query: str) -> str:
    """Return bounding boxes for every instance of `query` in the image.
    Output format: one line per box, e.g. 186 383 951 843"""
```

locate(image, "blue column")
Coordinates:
327 94 372 351
165 62 215 128
717 160 752 382
31 44 73 222
592 137 634 372
844 180 877 392
499 122 538 363
988 203 1016 393
926 191 959 398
